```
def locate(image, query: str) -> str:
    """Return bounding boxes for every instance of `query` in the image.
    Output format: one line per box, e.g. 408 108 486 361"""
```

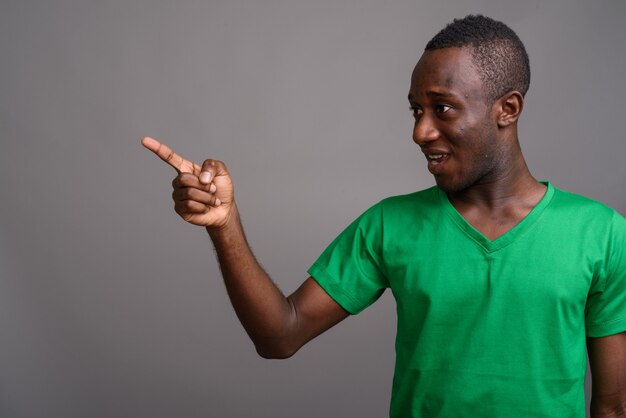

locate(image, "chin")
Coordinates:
433 176 465 193
433 166 491 194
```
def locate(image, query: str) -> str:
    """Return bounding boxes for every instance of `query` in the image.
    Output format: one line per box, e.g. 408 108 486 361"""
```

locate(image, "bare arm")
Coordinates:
587 332 626 418
208 212 348 358
142 137 349 358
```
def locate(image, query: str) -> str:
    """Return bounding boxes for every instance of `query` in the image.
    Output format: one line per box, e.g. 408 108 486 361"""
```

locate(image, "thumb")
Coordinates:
199 159 229 185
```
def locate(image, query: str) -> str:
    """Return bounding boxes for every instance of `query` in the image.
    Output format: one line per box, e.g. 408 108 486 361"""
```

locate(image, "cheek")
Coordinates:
449 125 472 149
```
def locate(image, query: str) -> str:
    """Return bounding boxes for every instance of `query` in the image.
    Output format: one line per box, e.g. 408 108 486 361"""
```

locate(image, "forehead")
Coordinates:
409 47 484 100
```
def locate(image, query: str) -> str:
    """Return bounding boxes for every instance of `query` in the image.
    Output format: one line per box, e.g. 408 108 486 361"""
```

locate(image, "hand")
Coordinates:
141 136 235 228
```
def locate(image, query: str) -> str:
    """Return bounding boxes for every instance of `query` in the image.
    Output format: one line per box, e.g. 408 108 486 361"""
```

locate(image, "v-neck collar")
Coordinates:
437 181 555 253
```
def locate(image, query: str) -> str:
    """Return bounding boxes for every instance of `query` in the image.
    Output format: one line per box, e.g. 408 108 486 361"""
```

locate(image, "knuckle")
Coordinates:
174 202 183 214
178 173 194 186
203 158 226 170
182 188 195 199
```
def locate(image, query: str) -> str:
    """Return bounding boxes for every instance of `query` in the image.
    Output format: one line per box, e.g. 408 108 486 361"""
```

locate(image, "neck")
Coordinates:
448 143 545 211
444 146 548 241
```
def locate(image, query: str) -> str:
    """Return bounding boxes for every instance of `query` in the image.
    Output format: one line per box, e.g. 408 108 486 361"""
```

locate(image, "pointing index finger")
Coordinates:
141 136 199 174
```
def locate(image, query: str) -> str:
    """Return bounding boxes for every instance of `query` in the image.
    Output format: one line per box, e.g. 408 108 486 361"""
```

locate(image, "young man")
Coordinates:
143 15 626 418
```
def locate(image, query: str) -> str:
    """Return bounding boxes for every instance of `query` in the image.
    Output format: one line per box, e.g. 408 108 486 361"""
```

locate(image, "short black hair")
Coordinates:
425 15 530 102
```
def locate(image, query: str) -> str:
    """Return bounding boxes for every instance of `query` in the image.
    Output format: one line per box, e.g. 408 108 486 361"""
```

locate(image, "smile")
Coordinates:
426 153 450 166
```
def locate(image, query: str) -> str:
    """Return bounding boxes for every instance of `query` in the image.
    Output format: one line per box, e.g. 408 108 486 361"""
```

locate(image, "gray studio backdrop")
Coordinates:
1 1 625 417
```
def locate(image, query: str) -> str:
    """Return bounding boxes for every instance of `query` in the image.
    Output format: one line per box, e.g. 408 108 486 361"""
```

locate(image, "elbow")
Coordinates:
590 397 626 418
256 348 295 360
253 338 299 360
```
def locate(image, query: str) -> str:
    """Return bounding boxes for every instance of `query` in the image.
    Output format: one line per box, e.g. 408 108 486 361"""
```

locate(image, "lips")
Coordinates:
427 153 448 164
423 151 451 174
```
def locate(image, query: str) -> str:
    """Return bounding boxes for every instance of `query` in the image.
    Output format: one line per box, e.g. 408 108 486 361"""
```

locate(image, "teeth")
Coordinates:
427 154 445 160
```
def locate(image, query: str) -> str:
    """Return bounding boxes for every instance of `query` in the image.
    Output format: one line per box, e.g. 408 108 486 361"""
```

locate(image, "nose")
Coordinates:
412 114 439 146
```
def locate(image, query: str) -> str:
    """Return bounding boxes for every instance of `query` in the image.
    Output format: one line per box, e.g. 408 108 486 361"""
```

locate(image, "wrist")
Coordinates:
206 202 240 237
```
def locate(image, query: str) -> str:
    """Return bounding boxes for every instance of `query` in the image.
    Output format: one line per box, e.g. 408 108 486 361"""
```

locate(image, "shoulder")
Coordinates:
549 184 626 237
551 184 621 219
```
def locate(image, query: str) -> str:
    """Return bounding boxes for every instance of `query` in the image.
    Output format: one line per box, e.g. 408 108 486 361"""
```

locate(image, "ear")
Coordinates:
495 91 524 128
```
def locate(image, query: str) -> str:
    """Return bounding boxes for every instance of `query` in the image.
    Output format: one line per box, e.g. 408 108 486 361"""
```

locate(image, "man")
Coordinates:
142 15 626 418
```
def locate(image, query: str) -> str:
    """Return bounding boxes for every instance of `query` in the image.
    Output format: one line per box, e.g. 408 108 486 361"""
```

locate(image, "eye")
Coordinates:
435 104 452 114
410 106 423 119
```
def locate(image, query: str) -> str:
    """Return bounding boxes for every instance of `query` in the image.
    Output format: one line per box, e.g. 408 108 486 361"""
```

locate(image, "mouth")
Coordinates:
427 153 449 165
425 153 451 173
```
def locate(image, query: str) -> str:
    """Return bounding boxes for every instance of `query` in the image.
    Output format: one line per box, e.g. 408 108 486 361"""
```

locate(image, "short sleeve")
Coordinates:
586 210 626 337
308 203 389 315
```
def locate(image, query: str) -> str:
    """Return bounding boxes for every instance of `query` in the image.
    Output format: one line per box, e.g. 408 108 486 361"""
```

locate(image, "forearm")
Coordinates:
142 143 323 358
207 203 296 357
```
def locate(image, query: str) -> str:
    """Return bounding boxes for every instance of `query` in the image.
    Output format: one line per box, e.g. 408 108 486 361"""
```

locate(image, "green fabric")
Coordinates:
308 182 626 417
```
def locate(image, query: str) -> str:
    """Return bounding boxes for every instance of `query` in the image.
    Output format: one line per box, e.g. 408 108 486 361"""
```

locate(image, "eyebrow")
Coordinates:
427 91 456 99
408 91 457 103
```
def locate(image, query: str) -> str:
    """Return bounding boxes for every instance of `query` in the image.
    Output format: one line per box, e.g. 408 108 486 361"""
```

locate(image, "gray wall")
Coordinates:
1 1 625 417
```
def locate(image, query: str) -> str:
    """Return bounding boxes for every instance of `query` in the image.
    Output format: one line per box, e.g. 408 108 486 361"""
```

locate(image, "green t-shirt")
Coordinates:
308 182 626 417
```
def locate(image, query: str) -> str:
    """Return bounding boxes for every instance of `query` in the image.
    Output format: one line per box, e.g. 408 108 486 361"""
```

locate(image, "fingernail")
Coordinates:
200 172 212 183
209 184 217 193
215 198 221 207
